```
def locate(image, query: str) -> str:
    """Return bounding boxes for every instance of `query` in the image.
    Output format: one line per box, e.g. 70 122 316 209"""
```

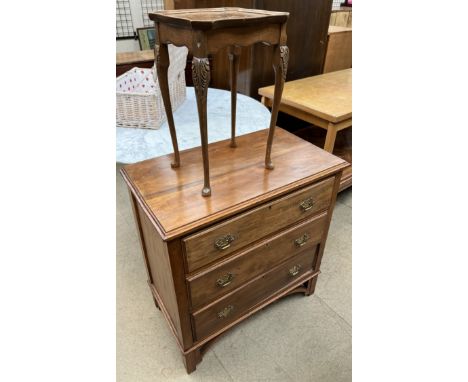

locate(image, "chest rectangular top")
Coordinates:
148 7 289 30
121 128 347 240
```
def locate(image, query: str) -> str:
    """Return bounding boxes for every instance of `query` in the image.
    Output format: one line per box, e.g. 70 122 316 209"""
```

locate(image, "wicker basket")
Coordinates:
116 45 188 130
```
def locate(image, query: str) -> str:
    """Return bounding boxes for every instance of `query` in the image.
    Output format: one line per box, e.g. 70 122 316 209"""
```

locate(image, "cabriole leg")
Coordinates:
156 43 180 168
265 45 289 169
192 57 211 197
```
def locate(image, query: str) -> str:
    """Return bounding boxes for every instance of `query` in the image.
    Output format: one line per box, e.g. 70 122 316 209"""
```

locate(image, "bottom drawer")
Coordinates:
192 248 317 340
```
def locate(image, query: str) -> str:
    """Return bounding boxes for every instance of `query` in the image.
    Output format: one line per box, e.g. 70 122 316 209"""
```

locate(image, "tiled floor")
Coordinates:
117 164 352 381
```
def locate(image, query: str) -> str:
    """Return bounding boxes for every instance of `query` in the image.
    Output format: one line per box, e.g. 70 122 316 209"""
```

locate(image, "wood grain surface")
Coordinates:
172 0 332 98
122 116 347 374
183 177 333 272
116 50 155 76
149 7 288 30
187 213 327 309
259 69 352 123
134 202 184 344
116 50 155 65
192 249 315 340
323 26 352 73
120 128 347 240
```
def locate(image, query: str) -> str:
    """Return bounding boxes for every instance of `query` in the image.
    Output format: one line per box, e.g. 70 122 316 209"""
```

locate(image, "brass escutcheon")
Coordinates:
294 233 310 247
289 264 302 277
214 234 235 250
217 305 234 319
300 197 315 211
216 273 234 287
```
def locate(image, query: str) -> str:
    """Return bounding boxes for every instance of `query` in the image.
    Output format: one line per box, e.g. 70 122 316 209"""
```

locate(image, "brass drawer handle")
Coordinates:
294 233 310 247
299 197 315 211
216 273 234 287
214 234 235 250
289 264 302 277
217 305 234 319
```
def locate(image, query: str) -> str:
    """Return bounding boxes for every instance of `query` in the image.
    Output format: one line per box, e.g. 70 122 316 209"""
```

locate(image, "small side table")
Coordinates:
149 7 289 196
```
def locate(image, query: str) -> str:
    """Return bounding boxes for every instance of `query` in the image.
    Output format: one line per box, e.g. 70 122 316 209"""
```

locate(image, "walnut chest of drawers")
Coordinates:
120 128 348 373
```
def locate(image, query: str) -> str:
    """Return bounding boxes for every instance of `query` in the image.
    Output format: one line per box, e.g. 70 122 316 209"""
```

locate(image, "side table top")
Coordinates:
149 7 288 30
121 128 347 240
259 69 352 123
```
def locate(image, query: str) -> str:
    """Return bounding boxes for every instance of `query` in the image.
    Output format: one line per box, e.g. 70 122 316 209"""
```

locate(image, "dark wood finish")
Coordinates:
155 43 181 168
151 7 288 30
251 0 331 96
173 0 253 10
228 46 241 147
173 0 332 98
137 204 183 337
188 214 326 309
182 348 201 374
192 249 316 340
265 42 288 169
121 128 347 373
183 177 334 272
307 169 343 296
116 50 154 77
121 128 345 241
150 7 289 196
192 56 211 196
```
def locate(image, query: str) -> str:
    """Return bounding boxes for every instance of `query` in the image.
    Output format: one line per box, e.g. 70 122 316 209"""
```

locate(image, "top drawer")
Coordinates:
183 176 335 272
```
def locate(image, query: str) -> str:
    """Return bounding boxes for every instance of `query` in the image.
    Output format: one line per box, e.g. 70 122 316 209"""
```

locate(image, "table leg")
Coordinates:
228 46 240 148
265 45 289 169
323 122 338 153
183 348 201 374
156 43 180 168
305 277 318 296
192 56 211 197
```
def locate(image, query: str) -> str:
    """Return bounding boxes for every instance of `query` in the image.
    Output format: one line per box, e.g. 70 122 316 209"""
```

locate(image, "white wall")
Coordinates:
116 39 141 53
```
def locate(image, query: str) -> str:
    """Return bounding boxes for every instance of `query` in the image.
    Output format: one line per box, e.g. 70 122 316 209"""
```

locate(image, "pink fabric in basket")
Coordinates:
116 68 156 94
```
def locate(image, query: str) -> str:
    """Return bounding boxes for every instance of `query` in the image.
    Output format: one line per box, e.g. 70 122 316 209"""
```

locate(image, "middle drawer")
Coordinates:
187 212 327 309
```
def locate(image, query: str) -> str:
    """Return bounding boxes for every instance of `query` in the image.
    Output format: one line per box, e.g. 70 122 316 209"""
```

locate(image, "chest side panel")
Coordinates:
137 203 183 342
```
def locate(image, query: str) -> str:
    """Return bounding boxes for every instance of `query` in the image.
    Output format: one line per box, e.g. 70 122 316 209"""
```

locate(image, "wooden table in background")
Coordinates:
116 50 155 76
323 26 352 73
259 69 352 191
